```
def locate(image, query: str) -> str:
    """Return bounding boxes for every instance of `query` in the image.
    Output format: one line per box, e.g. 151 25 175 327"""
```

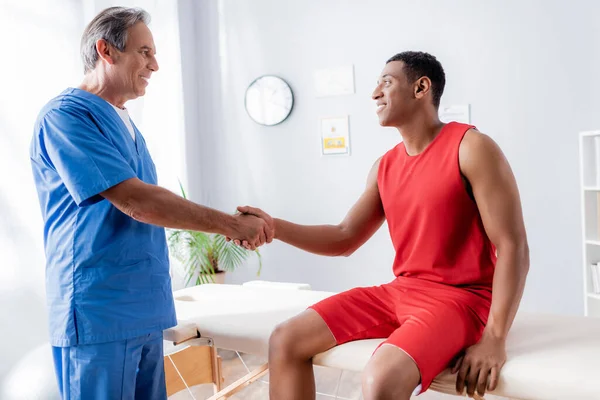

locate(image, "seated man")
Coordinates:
236 51 529 400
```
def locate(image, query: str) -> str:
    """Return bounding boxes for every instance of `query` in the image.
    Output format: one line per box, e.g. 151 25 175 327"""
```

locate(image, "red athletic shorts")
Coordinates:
309 276 492 393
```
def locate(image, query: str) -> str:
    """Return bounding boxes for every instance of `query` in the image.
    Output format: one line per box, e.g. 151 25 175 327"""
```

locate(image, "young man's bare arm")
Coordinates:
237 158 386 257
454 129 530 397
101 177 272 249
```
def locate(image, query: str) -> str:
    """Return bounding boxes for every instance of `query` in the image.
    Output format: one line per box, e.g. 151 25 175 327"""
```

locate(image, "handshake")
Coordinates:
227 206 274 250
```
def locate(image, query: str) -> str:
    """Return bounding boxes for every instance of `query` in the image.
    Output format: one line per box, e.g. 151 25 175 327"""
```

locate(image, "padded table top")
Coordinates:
166 284 600 399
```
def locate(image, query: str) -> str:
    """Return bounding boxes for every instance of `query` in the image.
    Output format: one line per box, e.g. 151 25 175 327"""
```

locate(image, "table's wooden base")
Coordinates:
206 364 268 400
165 345 223 397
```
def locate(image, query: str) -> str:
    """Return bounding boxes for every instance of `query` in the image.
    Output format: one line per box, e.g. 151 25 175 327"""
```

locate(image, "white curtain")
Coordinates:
0 0 84 393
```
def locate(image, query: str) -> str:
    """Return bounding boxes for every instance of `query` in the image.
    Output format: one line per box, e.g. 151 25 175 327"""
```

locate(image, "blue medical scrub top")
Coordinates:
30 88 177 347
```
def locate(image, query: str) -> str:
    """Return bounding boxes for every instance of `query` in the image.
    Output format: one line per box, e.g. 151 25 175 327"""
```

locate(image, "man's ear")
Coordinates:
414 77 431 99
96 39 117 66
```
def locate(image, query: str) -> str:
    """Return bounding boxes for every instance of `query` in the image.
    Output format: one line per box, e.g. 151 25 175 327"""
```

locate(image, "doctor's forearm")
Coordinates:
122 184 238 237
484 242 529 340
273 218 354 257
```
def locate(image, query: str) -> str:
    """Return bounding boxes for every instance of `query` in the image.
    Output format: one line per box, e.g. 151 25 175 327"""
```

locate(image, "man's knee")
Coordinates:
269 309 335 363
361 346 420 400
362 368 417 400
269 320 303 361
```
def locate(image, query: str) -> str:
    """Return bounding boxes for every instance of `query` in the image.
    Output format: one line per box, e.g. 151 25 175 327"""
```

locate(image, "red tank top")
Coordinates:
378 122 496 289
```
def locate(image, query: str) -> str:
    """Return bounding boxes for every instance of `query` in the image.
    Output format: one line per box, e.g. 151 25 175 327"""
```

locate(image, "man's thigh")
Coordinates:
382 298 484 393
309 284 400 344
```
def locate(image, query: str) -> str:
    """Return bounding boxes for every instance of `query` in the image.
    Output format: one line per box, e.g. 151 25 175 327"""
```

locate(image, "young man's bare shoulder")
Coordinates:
462 127 496 146
460 128 502 157
459 128 507 176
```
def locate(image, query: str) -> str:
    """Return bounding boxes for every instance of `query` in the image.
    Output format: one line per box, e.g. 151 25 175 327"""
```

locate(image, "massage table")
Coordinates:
163 283 600 399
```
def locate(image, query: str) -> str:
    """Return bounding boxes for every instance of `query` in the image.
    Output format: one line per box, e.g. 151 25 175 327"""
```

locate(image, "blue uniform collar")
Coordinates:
64 87 140 153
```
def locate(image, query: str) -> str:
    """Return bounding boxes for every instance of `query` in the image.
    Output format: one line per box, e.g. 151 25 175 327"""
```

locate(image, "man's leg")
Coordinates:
362 344 420 400
269 285 400 400
52 336 147 400
52 346 70 400
135 331 167 400
268 309 336 400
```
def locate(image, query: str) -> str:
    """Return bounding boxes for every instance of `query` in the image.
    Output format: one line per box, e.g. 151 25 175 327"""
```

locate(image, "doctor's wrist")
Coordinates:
221 214 240 238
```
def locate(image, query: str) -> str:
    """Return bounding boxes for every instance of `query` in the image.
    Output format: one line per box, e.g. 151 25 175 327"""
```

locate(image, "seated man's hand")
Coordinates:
229 206 275 250
453 332 506 398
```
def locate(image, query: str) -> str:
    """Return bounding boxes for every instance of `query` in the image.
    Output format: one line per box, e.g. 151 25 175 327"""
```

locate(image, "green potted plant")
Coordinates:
167 184 262 285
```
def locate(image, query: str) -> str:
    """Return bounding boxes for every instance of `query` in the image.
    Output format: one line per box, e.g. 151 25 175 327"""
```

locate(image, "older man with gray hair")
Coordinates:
30 7 272 399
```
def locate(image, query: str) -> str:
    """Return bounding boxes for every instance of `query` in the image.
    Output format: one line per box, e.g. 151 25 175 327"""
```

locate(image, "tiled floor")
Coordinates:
168 349 507 400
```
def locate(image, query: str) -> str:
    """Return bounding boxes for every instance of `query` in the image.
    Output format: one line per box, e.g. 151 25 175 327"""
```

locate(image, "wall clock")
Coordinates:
244 75 294 126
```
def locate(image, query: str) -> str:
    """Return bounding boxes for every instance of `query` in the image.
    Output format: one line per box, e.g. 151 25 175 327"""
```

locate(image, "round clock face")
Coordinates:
244 75 294 126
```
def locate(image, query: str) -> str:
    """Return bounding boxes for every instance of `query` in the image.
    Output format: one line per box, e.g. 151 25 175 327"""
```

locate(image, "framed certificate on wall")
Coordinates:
320 116 350 156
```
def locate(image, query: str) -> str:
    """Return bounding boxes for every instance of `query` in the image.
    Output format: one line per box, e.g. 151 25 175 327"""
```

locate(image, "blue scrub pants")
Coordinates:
52 331 166 400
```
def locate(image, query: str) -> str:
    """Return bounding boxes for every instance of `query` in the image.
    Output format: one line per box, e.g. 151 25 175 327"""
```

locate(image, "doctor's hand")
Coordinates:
237 206 274 233
228 206 275 249
453 332 506 398
230 213 272 251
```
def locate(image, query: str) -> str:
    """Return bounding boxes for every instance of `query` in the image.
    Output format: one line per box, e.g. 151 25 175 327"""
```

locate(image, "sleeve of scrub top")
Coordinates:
40 107 137 207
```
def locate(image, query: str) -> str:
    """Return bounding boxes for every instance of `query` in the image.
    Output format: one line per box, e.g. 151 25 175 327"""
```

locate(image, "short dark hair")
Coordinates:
386 51 445 108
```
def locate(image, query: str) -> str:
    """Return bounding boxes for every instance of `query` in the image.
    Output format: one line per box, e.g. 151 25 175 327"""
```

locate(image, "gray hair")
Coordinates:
80 7 150 73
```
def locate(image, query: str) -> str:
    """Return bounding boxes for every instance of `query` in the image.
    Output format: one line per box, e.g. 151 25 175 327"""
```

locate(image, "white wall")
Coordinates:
187 0 600 315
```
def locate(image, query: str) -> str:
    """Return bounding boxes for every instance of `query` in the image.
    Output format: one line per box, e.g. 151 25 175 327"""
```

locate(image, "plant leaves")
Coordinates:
254 249 263 276
166 191 263 285
178 179 187 200
215 234 250 272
